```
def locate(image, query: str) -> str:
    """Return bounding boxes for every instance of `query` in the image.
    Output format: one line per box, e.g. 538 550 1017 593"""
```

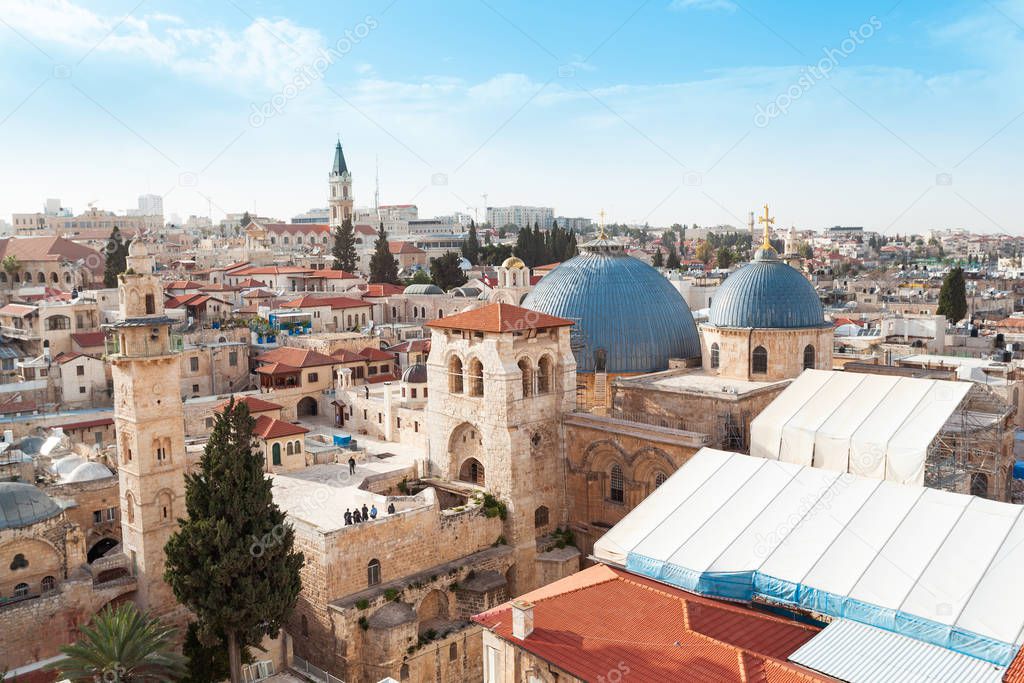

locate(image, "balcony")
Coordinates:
105 334 184 358
0 325 39 340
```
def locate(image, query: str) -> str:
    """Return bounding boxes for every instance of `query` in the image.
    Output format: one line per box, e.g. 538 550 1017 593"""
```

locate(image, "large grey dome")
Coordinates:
708 249 825 329
523 239 701 373
0 482 62 530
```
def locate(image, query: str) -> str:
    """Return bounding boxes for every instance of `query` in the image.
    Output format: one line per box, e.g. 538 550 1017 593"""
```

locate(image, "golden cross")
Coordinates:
757 203 774 249
599 209 607 239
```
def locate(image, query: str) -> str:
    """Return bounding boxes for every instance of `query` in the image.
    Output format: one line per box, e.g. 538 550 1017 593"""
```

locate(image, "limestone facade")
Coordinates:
700 324 833 381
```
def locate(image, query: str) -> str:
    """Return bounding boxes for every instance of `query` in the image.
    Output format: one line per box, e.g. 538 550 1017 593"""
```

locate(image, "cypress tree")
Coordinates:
332 217 358 272
369 222 400 284
513 228 531 265
937 266 968 323
461 221 480 264
564 229 578 260
666 243 681 270
430 252 468 290
164 399 303 683
103 226 126 287
652 248 665 268
240 211 252 228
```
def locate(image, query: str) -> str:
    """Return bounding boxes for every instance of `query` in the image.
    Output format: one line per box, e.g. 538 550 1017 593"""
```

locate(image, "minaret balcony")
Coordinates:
105 333 184 358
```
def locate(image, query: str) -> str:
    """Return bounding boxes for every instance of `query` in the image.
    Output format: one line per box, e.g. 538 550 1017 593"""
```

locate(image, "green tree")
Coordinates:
409 269 433 285
331 217 358 272
662 230 676 249
2 254 20 282
716 247 734 268
103 226 128 288
181 621 251 683
430 251 468 290
368 223 400 284
164 399 304 683
651 248 665 268
695 240 711 264
666 244 681 270
240 211 252 228
461 221 480 264
48 602 185 682
936 266 968 324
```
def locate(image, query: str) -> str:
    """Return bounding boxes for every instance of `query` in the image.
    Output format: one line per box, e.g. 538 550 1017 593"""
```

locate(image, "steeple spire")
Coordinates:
332 139 348 176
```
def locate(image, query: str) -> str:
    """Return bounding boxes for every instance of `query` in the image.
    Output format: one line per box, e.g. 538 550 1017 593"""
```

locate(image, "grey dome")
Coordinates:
523 240 701 373
708 249 826 329
404 284 443 295
0 482 62 530
401 363 428 384
450 287 481 298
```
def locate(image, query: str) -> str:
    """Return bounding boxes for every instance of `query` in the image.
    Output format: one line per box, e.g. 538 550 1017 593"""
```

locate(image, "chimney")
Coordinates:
511 600 534 640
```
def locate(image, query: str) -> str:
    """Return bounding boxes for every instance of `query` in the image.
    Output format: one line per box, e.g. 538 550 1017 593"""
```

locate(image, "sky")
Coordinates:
0 0 1022 233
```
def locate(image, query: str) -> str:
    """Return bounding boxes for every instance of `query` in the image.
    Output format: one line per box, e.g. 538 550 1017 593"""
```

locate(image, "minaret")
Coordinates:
108 241 187 617
329 140 353 229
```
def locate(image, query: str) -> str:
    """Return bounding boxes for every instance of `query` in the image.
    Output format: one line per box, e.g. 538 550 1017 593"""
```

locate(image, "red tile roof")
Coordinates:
214 395 283 415
307 269 357 280
997 317 1024 329
359 347 394 362
253 415 310 439
474 565 828 683
367 373 400 384
0 236 104 273
237 278 268 288
0 303 36 317
164 280 206 290
255 347 339 369
255 361 299 375
364 283 405 297
71 331 106 348
389 241 425 255
386 339 430 353
355 224 377 235
331 349 367 363
232 266 314 276
279 295 369 310
426 302 573 334
58 417 115 431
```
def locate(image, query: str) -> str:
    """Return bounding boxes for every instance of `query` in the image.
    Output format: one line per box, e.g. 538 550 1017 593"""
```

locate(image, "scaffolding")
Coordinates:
925 384 1012 501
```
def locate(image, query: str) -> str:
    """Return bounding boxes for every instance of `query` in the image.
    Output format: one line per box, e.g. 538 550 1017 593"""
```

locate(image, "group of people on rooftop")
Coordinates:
344 501 396 525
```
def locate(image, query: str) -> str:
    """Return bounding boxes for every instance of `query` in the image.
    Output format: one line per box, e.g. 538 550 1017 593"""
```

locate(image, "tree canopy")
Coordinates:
461 221 480 264
331 217 358 272
937 266 968 324
368 223 400 284
164 399 304 683
512 221 578 267
103 226 130 288
430 251 468 291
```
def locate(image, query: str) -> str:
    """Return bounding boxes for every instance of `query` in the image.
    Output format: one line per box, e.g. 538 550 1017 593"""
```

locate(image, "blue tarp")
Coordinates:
333 434 352 447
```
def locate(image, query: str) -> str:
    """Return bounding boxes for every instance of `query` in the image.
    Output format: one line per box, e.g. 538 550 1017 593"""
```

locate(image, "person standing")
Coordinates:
387 502 396 514
344 508 352 525
369 504 378 519
348 455 356 475
361 503 369 520
352 509 362 523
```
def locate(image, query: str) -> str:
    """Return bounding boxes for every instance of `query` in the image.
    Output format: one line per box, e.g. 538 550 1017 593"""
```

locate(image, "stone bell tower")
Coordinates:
328 139 353 229
108 241 187 616
424 303 577 594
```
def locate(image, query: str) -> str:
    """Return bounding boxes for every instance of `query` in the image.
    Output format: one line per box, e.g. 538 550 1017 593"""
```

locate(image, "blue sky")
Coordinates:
1 0 1022 232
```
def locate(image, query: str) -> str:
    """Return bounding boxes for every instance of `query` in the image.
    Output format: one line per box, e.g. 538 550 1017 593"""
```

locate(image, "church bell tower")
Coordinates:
108 241 187 616
329 140 353 229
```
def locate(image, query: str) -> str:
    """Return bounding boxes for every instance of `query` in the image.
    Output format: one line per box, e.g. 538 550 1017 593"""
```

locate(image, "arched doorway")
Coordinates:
459 458 485 486
88 537 119 563
417 590 450 635
297 396 318 417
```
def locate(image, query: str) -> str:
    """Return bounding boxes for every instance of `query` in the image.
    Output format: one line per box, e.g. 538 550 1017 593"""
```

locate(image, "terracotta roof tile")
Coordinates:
252 414 309 439
364 283 405 297
426 302 573 334
0 236 104 273
388 241 425 255
474 565 829 683
279 295 368 310
58 417 115 430
255 347 338 369
359 347 394 361
71 331 106 348
214 396 283 414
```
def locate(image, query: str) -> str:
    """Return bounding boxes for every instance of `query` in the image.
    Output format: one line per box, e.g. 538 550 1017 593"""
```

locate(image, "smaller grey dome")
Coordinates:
450 287 481 298
0 482 62 530
401 363 428 384
52 455 86 477
404 284 444 295
367 601 416 629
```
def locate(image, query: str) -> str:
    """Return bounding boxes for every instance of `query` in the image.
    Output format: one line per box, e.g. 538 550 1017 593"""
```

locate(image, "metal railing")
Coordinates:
105 334 184 357
0 325 39 340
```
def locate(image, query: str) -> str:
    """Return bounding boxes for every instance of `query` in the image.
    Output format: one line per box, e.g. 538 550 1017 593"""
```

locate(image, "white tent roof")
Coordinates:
750 370 971 487
593 448 1024 667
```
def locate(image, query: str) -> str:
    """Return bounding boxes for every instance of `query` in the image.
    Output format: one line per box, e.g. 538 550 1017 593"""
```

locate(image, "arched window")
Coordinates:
534 505 549 528
145 294 155 315
294 440 302 453
64 273 71 284
655 472 668 488
125 492 135 524
710 343 720 369
400 664 409 681
518 358 533 398
50 272 58 283
41 575 56 592
449 642 458 661
13 583 29 598
37 271 45 283
448 356 464 394
367 558 381 586
286 441 294 455
468 358 484 397
751 346 768 374
971 472 989 498
272 443 282 466
537 356 552 394
610 464 624 503
803 344 815 370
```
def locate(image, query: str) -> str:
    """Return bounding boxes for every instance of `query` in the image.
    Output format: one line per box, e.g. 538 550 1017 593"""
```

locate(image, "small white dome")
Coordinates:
128 240 148 257
63 461 114 483
52 455 86 477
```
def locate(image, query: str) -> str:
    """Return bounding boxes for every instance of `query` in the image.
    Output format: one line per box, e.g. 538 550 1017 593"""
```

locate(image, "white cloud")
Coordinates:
669 0 737 13
354 62 374 75
0 0 325 90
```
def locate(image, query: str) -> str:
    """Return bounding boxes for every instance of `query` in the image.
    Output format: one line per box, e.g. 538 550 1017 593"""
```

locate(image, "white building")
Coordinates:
486 205 554 230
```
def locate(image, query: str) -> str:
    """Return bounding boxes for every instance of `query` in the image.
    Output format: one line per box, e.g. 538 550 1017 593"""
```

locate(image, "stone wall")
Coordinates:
45 477 122 556
700 324 833 381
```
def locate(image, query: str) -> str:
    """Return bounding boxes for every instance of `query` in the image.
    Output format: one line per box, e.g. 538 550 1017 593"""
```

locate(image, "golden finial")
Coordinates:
598 208 607 239
757 203 774 250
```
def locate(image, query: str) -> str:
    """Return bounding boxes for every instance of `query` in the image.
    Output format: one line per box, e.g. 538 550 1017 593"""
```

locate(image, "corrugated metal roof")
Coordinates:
789 619 1005 683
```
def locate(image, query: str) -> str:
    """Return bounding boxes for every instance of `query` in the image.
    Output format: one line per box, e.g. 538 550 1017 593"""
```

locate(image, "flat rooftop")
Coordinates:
616 368 788 398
